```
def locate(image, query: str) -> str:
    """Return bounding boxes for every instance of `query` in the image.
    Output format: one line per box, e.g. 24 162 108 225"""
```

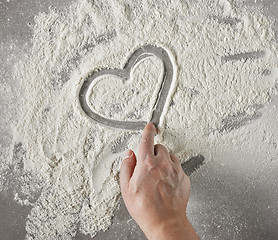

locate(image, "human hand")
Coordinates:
120 123 199 240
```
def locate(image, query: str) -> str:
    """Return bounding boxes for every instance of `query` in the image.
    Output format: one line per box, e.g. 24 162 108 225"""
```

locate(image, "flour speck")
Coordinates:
8 0 278 238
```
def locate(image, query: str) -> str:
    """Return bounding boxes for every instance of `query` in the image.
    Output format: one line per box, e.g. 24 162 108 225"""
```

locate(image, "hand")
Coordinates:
120 123 199 240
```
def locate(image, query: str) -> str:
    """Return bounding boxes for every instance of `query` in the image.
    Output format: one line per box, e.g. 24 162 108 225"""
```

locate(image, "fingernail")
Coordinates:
148 122 158 133
124 149 133 158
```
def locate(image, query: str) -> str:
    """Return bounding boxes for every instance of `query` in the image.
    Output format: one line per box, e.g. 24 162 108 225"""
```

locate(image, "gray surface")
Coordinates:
1 0 278 240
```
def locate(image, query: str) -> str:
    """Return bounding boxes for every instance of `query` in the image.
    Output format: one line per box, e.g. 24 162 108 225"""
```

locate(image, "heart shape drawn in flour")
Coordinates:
78 45 175 131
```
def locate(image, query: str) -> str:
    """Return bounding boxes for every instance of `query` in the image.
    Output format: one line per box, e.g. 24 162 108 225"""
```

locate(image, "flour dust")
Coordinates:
3 0 278 238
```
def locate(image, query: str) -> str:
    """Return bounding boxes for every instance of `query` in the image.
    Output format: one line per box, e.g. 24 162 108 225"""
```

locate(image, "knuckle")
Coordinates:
142 137 153 143
170 167 179 181
154 144 169 156
131 185 142 195
155 143 167 151
155 160 171 177
159 160 169 170
171 154 178 162
144 155 156 167
155 143 165 149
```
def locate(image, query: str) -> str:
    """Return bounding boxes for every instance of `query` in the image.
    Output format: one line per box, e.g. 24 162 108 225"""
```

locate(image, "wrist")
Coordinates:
144 216 187 240
144 216 199 240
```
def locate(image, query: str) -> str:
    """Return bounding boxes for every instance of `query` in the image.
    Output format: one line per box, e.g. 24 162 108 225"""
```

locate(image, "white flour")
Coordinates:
8 0 278 238
87 56 165 122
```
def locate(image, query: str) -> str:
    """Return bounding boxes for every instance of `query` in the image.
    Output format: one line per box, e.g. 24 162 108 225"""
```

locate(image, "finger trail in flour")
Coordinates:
10 0 278 238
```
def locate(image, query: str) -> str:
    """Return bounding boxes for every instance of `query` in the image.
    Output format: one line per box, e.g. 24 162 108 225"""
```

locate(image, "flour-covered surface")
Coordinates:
87 56 165 122
1 0 278 239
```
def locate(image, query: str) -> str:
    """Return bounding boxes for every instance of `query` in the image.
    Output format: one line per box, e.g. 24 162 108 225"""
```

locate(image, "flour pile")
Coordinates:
9 0 278 238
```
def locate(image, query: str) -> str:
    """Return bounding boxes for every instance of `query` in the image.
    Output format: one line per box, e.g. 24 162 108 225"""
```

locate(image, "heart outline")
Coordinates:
79 45 175 131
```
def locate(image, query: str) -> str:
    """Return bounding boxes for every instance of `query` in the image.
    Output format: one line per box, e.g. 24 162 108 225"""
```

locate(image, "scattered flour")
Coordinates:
4 0 278 238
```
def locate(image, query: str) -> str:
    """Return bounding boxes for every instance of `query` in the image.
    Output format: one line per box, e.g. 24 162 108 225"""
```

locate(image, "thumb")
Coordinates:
120 149 137 191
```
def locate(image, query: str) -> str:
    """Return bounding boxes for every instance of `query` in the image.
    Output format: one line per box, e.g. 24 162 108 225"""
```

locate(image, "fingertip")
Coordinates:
120 150 137 189
124 149 133 159
170 153 181 166
145 122 157 134
149 122 159 134
146 122 155 128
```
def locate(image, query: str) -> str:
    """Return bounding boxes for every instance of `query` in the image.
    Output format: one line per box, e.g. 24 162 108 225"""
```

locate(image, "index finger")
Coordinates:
138 123 156 159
